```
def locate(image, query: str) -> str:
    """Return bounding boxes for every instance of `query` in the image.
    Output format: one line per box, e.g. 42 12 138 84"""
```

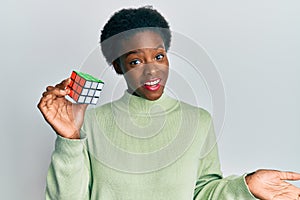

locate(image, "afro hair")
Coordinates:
100 6 171 65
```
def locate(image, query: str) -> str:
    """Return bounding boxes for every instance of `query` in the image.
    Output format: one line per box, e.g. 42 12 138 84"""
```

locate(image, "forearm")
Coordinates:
194 174 257 200
193 141 257 200
46 135 91 200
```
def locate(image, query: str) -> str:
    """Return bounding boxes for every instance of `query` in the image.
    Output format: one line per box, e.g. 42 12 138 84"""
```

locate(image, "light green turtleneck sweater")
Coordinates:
46 91 257 200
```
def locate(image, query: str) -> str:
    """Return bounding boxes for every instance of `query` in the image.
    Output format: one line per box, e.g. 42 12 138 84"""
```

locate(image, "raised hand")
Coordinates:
37 78 88 139
246 169 300 200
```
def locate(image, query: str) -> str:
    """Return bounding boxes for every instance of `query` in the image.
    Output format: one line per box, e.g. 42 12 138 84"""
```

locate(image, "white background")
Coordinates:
1 0 299 199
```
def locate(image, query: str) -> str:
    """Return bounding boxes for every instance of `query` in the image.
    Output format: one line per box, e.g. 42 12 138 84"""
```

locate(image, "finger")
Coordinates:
46 97 53 107
288 184 300 193
46 78 70 92
43 86 57 96
283 184 300 199
43 94 54 102
40 86 55 97
38 93 53 106
38 94 53 113
42 90 51 97
46 86 55 92
37 97 46 110
55 78 71 90
39 93 53 106
43 87 70 98
280 171 300 181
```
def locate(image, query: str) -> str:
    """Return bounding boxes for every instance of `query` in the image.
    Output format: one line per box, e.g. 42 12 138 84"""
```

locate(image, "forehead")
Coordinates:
118 31 165 55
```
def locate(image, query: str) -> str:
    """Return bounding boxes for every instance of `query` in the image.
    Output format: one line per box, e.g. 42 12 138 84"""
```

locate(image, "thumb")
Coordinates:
73 103 89 116
78 103 89 111
279 171 300 181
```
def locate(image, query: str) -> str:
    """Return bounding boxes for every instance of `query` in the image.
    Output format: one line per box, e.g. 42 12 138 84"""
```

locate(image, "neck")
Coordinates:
112 90 179 116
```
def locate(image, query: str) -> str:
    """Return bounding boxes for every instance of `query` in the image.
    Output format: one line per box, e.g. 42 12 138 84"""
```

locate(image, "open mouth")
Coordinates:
143 78 161 91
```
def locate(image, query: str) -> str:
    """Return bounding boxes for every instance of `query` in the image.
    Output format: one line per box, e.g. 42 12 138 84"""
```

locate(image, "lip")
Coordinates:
143 78 161 91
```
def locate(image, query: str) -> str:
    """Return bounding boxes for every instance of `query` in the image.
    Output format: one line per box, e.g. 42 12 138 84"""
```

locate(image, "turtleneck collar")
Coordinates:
112 90 180 116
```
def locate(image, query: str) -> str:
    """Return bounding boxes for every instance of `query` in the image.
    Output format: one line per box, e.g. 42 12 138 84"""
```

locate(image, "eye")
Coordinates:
155 53 164 61
129 59 141 65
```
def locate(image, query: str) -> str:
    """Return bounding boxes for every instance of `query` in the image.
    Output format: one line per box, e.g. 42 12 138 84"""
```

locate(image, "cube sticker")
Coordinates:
67 70 104 105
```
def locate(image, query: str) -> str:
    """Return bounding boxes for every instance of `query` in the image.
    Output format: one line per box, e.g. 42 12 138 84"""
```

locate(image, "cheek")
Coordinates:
160 65 169 76
123 69 143 84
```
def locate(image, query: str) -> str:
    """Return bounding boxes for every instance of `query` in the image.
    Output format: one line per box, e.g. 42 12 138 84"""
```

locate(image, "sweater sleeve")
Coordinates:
193 144 257 200
193 110 257 199
45 134 91 200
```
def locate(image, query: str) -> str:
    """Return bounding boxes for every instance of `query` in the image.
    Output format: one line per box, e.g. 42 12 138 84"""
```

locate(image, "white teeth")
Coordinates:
145 79 160 86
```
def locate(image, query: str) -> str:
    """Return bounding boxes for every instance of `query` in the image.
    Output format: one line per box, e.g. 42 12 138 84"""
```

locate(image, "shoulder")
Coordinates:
177 100 212 122
84 102 113 121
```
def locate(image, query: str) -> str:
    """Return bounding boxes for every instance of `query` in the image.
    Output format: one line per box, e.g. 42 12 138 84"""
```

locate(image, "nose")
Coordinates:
143 63 158 76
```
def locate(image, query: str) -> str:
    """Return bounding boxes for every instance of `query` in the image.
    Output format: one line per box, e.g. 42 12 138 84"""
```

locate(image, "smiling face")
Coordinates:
113 31 169 101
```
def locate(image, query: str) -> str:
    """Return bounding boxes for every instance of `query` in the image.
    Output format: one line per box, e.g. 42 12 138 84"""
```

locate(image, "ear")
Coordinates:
112 59 124 75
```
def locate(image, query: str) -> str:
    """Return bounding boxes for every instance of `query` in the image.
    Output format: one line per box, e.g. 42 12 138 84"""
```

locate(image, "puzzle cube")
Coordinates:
67 70 104 105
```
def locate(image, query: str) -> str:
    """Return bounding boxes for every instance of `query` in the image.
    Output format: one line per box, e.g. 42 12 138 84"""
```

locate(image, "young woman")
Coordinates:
38 6 300 200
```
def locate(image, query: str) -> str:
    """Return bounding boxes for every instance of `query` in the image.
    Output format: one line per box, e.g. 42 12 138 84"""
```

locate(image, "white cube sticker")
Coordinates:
95 90 101 97
85 81 92 88
88 89 95 96
85 96 92 104
82 88 88 95
78 96 85 103
97 83 104 90
91 97 99 104
91 82 98 89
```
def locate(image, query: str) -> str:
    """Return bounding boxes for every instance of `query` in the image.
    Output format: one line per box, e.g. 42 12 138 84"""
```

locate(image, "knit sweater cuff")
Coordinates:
54 134 87 157
236 174 257 199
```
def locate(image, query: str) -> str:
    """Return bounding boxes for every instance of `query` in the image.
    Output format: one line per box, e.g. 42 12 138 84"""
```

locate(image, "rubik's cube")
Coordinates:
67 70 104 105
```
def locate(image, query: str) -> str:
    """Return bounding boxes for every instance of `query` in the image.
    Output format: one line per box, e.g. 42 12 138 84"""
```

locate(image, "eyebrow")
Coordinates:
124 45 165 58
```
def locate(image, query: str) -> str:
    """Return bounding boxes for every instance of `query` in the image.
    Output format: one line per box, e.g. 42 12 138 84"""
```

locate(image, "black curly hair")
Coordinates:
100 6 171 66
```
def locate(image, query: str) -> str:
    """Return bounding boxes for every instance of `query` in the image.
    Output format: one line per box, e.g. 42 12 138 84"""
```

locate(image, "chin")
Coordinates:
143 89 164 101
145 95 161 101
131 86 165 101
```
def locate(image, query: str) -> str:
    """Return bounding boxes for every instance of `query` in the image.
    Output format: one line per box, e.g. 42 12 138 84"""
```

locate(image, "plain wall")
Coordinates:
1 0 299 199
